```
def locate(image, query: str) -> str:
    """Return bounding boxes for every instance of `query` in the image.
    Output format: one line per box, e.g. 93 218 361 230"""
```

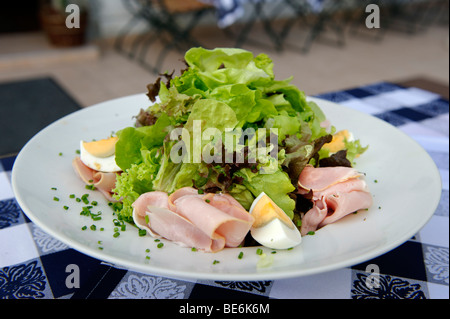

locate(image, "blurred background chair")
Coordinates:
226 0 286 51
279 0 357 53
221 0 353 53
115 0 214 74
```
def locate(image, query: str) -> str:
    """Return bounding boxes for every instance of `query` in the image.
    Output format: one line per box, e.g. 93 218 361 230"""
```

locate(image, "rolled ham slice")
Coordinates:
167 187 200 211
72 157 118 202
298 165 362 194
318 191 373 228
132 187 254 252
299 197 327 236
298 165 373 235
132 190 226 252
173 195 252 248
132 191 170 238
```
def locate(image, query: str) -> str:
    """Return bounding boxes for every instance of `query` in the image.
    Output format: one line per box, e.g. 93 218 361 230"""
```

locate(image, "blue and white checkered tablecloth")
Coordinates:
0 82 448 300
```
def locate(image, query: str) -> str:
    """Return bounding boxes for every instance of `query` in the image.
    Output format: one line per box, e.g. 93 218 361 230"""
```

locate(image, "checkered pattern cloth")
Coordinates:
0 82 448 299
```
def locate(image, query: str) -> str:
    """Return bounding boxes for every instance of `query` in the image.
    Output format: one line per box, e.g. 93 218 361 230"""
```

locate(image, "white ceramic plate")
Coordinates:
11 94 441 281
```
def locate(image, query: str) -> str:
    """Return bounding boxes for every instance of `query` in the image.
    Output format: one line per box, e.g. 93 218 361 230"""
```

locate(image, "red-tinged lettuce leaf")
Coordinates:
282 134 332 186
319 149 352 167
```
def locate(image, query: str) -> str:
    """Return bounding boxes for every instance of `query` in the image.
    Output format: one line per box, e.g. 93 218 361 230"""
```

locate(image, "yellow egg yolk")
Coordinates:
323 130 350 153
82 136 118 158
251 195 293 229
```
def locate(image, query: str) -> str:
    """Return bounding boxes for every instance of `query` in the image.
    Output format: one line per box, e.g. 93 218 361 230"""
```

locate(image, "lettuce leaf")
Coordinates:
185 98 239 133
115 113 171 170
228 183 255 210
152 140 212 194
282 133 333 185
345 139 369 164
112 148 161 222
184 47 273 90
264 110 302 142
235 168 296 219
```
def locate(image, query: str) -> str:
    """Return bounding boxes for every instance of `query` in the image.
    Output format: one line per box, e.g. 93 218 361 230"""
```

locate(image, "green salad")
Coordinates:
111 47 367 224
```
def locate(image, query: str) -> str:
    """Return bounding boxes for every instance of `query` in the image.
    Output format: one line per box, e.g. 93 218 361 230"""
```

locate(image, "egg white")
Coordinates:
79 140 121 173
249 192 302 250
251 218 302 249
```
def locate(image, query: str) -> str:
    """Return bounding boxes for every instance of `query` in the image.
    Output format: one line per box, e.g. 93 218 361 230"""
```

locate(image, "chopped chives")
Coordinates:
113 232 120 238
63 206 69 210
51 187 57 190
191 247 197 252
85 184 96 191
256 248 263 255
212 260 220 265
53 197 59 201
81 194 89 204
145 215 149 224
138 229 147 236
238 251 244 259
157 242 164 248
69 194 75 198
81 226 87 230
90 225 96 231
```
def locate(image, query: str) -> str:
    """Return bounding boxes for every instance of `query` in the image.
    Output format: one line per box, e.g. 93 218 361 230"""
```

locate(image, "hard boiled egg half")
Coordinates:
79 136 121 173
249 192 302 249
322 129 354 154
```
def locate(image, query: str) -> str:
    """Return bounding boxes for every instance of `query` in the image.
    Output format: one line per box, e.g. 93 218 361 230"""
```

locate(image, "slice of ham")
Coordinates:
318 191 373 227
132 190 225 251
310 178 369 200
132 191 170 238
202 193 253 222
299 197 327 236
132 187 254 252
298 165 372 235
133 191 170 212
167 187 200 211
72 157 118 202
135 205 225 252
298 165 362 194
173 195 252 248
